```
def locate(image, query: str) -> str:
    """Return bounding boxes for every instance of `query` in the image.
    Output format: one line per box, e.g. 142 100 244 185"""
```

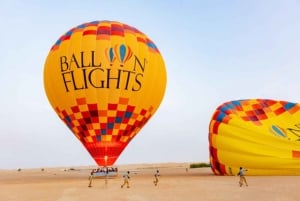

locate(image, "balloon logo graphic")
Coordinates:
209 99 300 175
44 21 167 166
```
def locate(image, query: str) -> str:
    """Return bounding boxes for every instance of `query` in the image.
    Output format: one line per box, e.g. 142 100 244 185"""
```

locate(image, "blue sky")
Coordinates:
0 0 300 169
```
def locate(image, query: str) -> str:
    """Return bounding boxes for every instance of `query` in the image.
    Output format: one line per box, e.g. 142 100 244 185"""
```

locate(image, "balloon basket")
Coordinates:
92 166 118 178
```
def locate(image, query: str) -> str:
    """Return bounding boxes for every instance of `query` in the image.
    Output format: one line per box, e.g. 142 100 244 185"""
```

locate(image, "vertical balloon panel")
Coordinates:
44 21 167 166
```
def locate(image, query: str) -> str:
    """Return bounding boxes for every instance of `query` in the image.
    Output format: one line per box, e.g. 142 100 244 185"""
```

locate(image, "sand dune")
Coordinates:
1 163 300 201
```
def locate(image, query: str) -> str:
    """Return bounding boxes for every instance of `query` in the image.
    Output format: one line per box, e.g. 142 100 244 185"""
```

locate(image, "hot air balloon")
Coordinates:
209 99 300 175
44 21 167 167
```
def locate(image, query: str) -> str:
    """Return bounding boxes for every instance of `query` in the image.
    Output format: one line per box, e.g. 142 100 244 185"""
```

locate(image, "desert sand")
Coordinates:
1 162 300 201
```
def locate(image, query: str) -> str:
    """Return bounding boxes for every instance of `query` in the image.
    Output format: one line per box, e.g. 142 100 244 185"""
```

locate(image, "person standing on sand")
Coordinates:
121 171 130 188
237 167 248 187
88 171 94 187
153 170 160 186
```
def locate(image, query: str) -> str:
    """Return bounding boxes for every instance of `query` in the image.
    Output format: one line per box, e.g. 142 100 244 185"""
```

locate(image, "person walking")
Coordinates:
121 171 130 188
153 170 160 186
88 171 94 187
237 167 248 187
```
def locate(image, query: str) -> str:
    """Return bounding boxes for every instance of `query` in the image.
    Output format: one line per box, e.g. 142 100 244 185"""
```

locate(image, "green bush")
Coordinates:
189 162 211 168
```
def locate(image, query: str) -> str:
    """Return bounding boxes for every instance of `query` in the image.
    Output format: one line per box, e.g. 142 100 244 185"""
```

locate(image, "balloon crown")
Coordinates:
50 20 160 54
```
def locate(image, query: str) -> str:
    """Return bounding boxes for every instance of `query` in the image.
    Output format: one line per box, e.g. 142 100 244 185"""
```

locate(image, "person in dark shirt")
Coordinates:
237 167 248 187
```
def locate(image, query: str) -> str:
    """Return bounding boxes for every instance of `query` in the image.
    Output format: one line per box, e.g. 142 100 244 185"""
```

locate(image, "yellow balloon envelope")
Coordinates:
209 99 300 175
44 21 167 166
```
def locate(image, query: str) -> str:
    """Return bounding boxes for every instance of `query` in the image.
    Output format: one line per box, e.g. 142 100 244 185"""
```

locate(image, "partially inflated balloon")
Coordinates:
209 99 300 175
44 21 167 166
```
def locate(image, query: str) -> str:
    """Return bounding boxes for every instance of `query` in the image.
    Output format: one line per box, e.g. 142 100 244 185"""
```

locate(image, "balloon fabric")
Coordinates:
44 21 167 166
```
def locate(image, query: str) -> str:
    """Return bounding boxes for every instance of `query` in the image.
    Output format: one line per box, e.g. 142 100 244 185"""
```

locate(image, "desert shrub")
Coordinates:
189 162 211 168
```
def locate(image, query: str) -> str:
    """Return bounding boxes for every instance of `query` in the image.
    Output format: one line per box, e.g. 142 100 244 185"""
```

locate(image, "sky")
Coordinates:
0 0 300 169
